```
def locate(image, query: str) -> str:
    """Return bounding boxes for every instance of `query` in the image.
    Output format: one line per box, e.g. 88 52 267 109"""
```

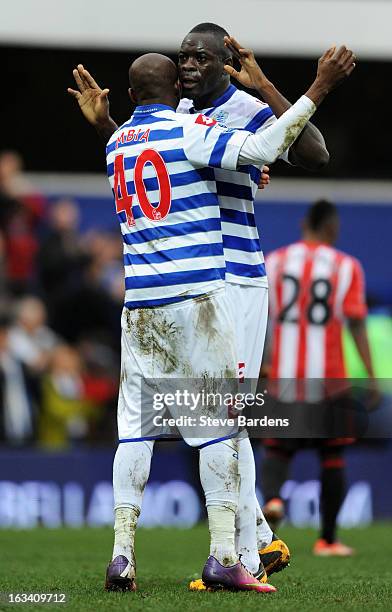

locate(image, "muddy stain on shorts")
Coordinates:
224 364 237 379
120 367 127 385
126 308 182 375
197 370 223 416
195 296 219 346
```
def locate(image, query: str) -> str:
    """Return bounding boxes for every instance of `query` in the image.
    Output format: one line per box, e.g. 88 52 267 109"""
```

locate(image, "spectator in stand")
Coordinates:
78 338 118 444
0 155 24 295
9 296 59 375
0 151 46 294
0 313 35 445
37 197 88 307
49 231 122 350
39 344 97 449
86 231 123 300
0 230 6 296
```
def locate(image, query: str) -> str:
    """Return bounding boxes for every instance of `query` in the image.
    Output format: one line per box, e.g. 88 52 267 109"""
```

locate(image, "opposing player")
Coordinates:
68 40 356 588
261 200 377 555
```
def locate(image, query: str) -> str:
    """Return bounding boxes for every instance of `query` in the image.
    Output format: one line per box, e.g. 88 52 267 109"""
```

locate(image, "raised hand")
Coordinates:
315 46 356 91
306 45 356 106
67 65 110 127
223 36 269 91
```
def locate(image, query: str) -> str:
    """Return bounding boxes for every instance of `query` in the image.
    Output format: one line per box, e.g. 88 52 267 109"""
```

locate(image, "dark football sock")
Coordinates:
261 447 292 502
319 450 346 544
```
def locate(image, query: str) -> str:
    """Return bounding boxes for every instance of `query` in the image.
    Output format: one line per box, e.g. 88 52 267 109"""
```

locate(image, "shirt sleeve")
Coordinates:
237 96 316 166
182 114 249 170
342 259 368 320
260 115 290 163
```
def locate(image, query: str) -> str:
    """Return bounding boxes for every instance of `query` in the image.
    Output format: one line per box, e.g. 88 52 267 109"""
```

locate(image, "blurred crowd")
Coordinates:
0 150 122 449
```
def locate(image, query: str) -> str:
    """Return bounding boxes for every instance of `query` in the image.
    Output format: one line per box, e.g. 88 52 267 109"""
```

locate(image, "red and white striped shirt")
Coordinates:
267 241 367 380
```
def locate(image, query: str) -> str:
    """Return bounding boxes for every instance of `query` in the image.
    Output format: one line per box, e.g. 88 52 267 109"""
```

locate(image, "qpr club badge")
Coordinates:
212 110 229 128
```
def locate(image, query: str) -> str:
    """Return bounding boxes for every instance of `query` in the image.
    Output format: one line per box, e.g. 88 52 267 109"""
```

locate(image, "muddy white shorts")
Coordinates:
117 288 239 447
226 283 269 384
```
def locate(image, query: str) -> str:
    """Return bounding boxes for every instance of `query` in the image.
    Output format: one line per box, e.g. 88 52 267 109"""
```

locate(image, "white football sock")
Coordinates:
112 440 154 561
199 438 240 567
236 436 260 574
207 506 237 566
112 506 139 568
256 500 273 550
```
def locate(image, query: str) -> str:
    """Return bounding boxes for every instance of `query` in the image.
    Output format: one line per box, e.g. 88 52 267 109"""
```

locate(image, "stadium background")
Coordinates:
0 0 391 533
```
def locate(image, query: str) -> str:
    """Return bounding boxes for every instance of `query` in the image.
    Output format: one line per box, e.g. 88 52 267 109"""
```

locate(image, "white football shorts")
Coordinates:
226 283 269 385
117 288 239 447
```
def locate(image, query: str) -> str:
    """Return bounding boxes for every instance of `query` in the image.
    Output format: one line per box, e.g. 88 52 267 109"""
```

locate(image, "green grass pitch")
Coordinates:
1 524 391 611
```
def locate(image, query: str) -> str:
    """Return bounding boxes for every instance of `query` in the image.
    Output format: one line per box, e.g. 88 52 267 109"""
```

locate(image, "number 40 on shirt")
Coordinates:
113 150 172 227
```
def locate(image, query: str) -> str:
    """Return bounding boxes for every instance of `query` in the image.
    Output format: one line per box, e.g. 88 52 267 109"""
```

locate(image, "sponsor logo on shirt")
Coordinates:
195 114 217 126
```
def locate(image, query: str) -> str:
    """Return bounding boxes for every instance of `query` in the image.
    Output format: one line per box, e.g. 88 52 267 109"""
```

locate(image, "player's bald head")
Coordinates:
129 53 178 103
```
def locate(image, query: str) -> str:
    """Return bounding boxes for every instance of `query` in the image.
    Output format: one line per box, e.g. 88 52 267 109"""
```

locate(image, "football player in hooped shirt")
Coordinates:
68 38 355 592
178 25 332 586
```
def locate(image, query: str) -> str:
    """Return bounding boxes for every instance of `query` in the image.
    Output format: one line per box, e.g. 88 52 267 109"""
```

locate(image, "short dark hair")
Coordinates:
306 199 338 232
188 22 231 59
190 22 229 37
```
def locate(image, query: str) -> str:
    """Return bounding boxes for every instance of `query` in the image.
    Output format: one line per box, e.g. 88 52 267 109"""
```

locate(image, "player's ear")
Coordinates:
128 88 137 104
222 55 233 78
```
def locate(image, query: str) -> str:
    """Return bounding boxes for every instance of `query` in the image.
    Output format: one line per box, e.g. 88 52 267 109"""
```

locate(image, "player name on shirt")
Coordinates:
115 129 151 146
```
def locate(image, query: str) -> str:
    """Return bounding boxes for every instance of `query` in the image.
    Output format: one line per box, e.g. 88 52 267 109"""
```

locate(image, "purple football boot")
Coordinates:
105 555 136 592
202 556 277 593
